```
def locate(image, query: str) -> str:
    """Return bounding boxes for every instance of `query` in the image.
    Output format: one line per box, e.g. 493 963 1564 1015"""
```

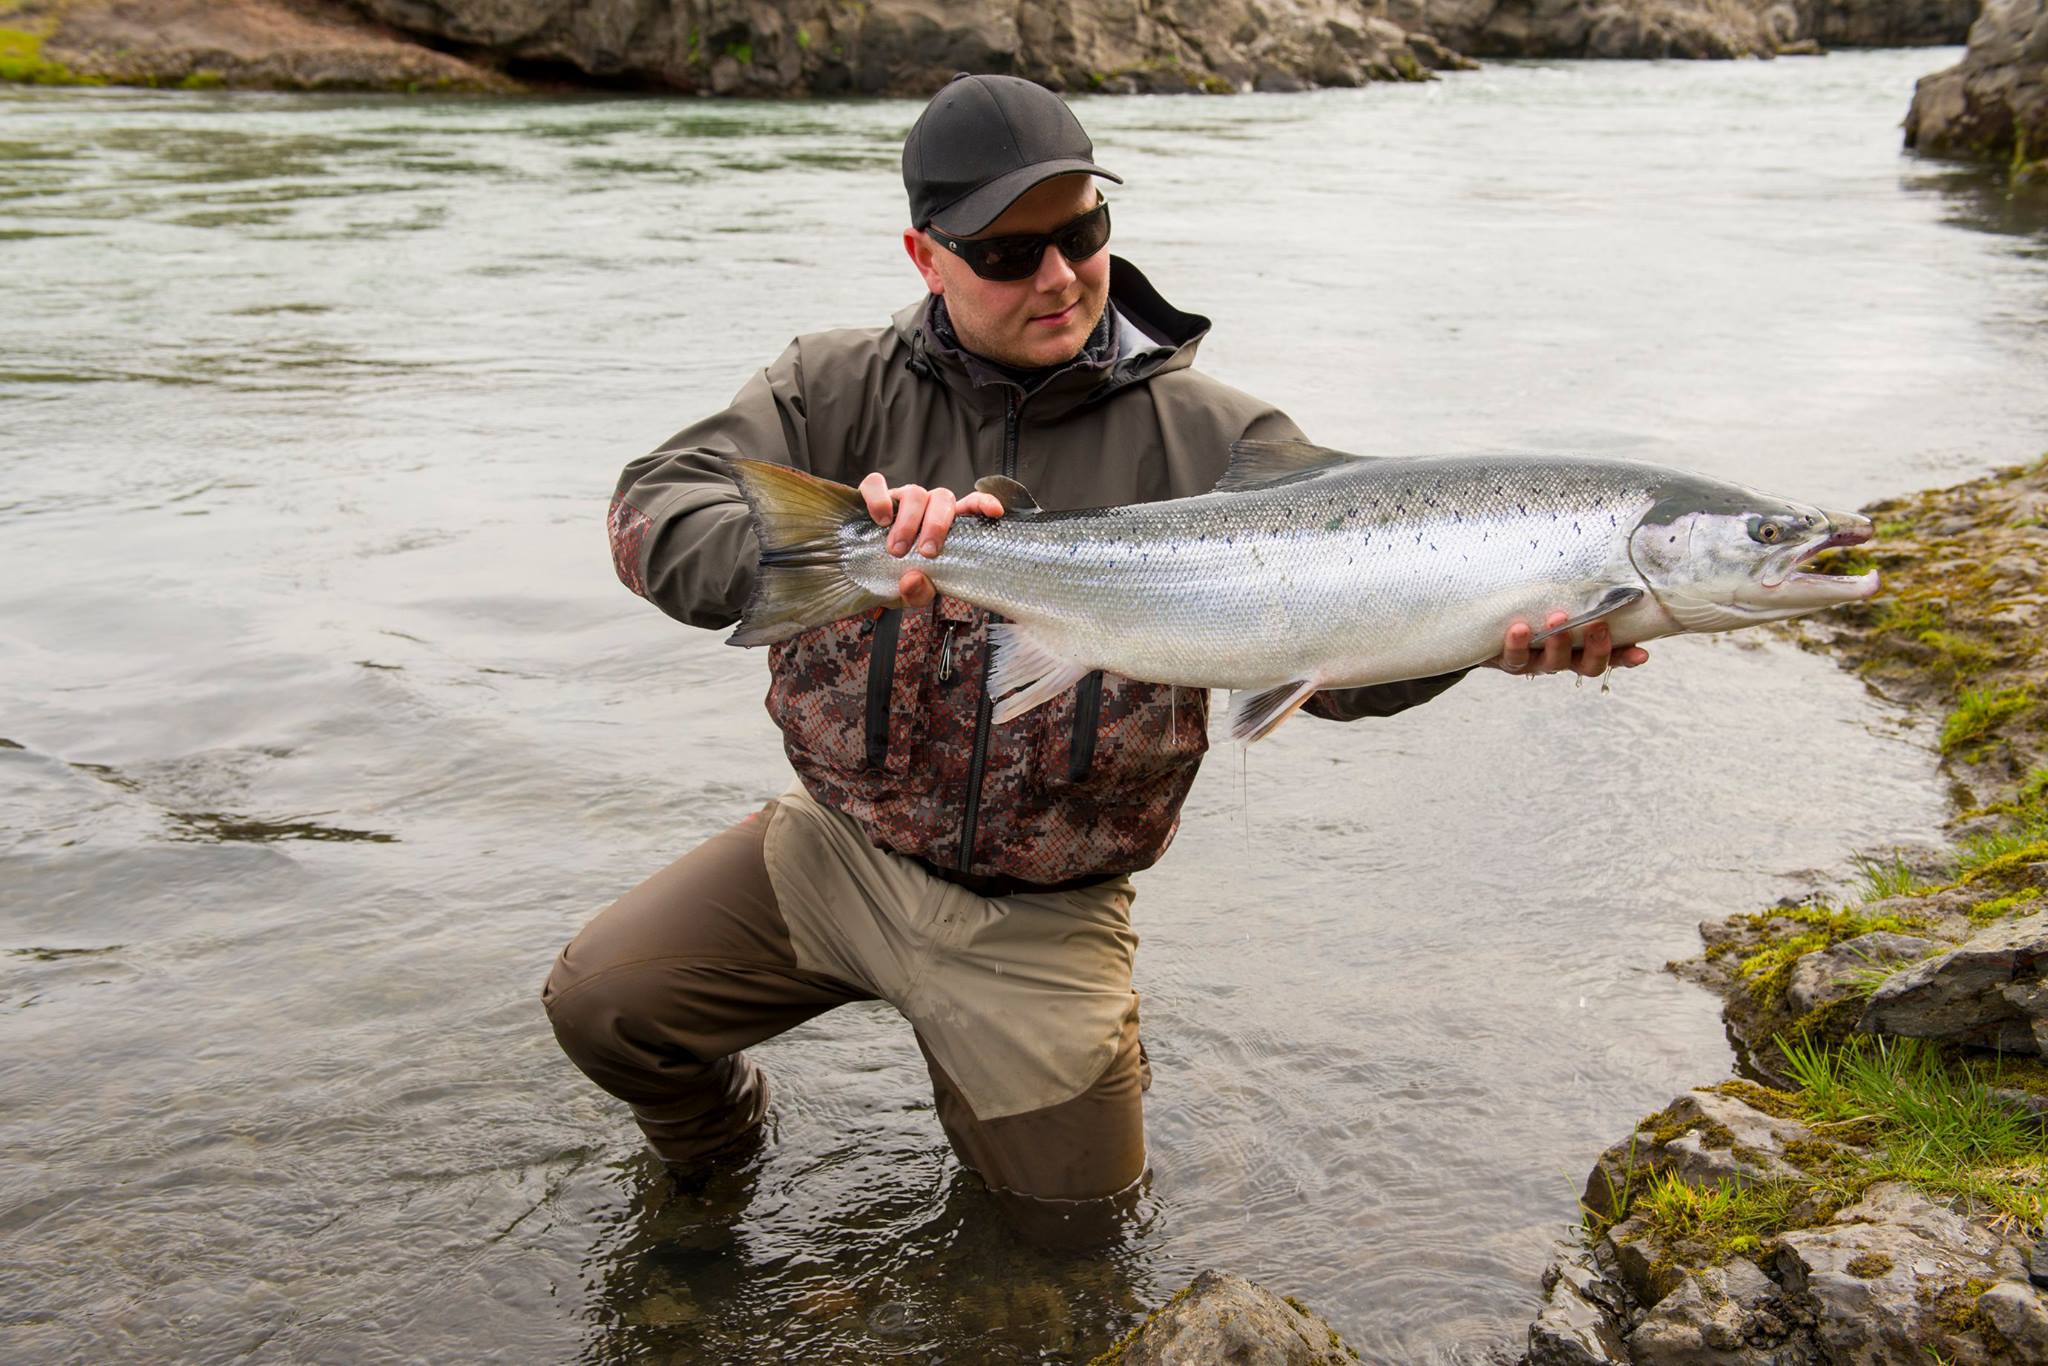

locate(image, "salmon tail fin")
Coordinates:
722 458 889 647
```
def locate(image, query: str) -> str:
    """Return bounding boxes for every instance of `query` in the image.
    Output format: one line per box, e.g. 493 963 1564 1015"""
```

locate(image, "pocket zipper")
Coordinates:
939 625 957 682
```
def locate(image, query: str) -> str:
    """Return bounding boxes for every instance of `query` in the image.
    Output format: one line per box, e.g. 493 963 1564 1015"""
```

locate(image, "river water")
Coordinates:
4 48 2045 1365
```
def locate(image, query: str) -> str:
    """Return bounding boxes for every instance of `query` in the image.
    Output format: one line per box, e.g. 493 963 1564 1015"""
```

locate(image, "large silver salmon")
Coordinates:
722 441 1878 742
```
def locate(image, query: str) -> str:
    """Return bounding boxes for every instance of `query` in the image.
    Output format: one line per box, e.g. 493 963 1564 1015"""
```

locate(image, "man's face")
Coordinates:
904 174 1111 370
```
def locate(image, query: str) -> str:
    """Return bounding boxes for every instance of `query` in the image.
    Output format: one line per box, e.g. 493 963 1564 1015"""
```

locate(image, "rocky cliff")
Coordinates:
1906 0 2048 176
3 0 1982 96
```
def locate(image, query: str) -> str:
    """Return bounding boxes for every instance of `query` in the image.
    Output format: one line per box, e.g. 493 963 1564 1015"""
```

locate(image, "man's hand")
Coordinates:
858 473 1006 609
1491 611 1649 678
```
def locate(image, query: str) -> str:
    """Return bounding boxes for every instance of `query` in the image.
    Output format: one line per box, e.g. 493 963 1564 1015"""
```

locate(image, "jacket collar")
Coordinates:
898 257 1210 417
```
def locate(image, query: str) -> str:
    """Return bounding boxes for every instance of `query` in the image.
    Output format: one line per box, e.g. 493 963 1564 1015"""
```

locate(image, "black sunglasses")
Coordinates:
925 200 1112 283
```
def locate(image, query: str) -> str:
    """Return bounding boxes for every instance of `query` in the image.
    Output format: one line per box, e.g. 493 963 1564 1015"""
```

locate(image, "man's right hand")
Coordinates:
857 473 1006 609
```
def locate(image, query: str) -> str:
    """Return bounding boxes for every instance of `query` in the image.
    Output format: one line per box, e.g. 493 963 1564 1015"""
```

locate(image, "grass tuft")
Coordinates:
1940 684 2034 755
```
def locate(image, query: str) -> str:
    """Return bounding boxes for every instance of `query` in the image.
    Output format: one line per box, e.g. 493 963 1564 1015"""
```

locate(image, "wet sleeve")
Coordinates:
1302 669 1472 722
1234 411 1473 722
607 342 810 630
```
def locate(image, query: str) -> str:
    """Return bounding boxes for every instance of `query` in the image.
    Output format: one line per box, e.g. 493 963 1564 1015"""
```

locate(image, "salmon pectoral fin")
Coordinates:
1227 677 1322 744
1526 585 1645 647
988 623 1091 725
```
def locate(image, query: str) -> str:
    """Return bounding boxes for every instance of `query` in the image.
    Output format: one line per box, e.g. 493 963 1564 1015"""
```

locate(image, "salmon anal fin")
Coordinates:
1213 439 1379 493
1527 585 1645 647
988 623 1090 724
1226 677 1322 744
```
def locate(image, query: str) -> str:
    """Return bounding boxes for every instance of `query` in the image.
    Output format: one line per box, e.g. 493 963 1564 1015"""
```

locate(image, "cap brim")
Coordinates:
927 159 1123 236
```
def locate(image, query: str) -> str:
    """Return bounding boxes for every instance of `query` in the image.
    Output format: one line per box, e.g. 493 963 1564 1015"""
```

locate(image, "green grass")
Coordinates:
1853 852 1923 901
1940 684 2034 755
1628 1167 1806 1263
1600 1039 2045 1277
1778 1035 2046 1229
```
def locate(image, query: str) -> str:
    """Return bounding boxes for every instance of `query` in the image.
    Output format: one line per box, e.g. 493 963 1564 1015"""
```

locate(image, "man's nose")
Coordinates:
1033 242 1076 293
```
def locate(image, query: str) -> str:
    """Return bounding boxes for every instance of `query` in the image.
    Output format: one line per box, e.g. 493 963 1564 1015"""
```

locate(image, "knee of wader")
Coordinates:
540 952 679 1079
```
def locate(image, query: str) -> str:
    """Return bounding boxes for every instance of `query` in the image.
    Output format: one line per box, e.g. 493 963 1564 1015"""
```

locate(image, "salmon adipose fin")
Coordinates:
988 623 1091 724
1213 439 1381 493
1227 677 1322 743
722 458 890 647
1527 585 1644 645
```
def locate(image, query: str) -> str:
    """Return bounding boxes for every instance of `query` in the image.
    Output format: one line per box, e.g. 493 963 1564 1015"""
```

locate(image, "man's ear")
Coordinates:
902 228 946 295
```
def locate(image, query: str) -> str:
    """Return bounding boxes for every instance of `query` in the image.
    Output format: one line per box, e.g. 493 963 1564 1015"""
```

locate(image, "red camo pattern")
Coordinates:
767 597 1208 884
608 495 654 598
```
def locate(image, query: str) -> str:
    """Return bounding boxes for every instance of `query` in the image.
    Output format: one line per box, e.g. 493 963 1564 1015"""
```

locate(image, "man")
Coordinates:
544 74 1642 1223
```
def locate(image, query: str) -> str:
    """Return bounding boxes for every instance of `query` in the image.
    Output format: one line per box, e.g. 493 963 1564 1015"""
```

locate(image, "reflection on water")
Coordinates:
2 48 2042 1364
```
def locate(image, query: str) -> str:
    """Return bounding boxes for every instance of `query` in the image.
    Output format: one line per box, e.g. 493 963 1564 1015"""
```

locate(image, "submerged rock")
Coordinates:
1097 1271 1358 1365
1859 911 2048 1054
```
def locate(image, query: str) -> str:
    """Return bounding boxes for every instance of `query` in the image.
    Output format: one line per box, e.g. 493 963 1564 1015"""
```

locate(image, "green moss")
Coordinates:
0 26 100 85
1845 1251 1894 1278
724 41 753 65
1640 1103 1736 1151
177 69 224 90
1706 1079 1802 1119
795 26 811 49
1732 904 1923 1006
1087 1283 1195 1366
1927 1276 1994 1332
1966 887 2040 923
1941 684 2035 755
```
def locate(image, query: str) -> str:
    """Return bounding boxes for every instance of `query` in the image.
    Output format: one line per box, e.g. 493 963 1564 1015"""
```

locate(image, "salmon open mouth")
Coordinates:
1783 521 1879 597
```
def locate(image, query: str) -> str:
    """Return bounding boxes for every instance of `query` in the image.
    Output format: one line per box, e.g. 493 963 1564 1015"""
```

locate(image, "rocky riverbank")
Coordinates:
1905 0 2048 183
1524 457 2048 1363
0 0 1977 96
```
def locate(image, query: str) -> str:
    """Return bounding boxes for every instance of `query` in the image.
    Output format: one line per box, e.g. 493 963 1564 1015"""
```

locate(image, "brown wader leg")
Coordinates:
916 999 1152 1247
544 799 1153 1220
541 806 871 1167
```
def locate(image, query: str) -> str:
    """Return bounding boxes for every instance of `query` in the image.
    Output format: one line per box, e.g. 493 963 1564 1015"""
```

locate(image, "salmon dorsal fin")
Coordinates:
973 475 1039 514
1213 439 1377 493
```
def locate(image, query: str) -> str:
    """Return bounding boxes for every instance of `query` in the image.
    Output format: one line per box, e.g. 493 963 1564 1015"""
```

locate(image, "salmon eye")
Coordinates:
1749 518 1783 545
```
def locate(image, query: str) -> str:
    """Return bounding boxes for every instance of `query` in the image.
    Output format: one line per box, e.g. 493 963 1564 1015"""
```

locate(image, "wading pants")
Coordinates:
542 786 1151 1204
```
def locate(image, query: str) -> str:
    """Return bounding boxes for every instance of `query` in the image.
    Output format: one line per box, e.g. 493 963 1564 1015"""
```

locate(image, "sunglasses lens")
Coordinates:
973 239 1045 281
1059 206 1111 262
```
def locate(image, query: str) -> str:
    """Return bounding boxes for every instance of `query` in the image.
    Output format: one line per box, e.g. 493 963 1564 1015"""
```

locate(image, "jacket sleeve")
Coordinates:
608 342 810 630
1232 410 1472 723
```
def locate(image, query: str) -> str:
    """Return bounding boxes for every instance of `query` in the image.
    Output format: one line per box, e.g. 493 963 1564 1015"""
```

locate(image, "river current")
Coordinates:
4 48 2045 1365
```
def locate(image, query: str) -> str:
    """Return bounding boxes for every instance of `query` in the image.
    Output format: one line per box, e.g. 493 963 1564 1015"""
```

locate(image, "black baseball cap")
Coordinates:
902 74 1122 236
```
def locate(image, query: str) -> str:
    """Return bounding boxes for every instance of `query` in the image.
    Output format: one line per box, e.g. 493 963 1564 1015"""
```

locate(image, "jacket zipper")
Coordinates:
863 608 902 771
956 391 1019 871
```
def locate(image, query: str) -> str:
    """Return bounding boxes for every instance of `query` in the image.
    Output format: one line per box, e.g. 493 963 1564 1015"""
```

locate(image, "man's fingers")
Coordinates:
1576 623 1613 678
956 492 1006 519
859 472 893 525
1497 620 1532 672
918 488 956 558
1538 611 1572 673
1616 646 1649 669
887 485 928 556
898 567 935 607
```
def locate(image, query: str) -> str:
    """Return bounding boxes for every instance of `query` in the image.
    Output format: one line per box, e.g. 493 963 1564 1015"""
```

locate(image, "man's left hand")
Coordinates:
1491 612 1649 677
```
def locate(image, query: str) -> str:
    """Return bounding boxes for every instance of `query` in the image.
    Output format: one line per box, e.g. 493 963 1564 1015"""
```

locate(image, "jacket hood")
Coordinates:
896 257 1210 416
